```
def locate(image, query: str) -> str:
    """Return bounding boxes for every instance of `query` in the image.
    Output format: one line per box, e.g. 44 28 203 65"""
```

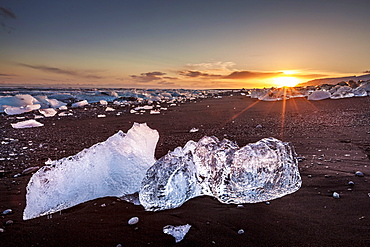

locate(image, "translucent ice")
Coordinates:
39 108 58 117
23 123 159 220
307 90 331 101
163 224 191 243
71 100 89 108
4 104 41 115
11 120 44 129
140 136 301 211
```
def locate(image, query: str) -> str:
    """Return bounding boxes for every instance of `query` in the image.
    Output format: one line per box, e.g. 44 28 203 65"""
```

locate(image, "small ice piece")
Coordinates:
11 120 44 129
59 105 68 111
21 166 39 175
140 136 301 211
23 123 159 220
238 229 245 235
189 128 199 133
72 100 89 108
333 192 340 199
355 171 364 177
105 107 115 112
5 104 41 115
307 90 331 101
39 108 57 117
163 224 191 243
100 100 108 106
2 209 12 215
150 110 160 115
128 216 139 225
97 114 106 118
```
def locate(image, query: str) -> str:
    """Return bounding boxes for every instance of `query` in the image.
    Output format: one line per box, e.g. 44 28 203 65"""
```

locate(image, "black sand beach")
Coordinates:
1 95 369 246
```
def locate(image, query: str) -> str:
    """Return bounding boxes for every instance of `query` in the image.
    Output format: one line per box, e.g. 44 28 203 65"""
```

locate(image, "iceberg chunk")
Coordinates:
39 108 58 117
4 104 41 115
11 120 44 129
139 136 301 211
307 90 331 101
23 123 159 220
163 224 191 243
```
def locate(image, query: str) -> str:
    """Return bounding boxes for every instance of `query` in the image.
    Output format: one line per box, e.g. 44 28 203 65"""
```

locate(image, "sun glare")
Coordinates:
273 76 299 87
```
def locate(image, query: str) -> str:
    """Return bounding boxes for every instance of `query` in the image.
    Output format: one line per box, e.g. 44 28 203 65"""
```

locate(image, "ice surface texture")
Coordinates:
139 136 301 211
11 120 44 129
163 224 191 243
23 123 159 220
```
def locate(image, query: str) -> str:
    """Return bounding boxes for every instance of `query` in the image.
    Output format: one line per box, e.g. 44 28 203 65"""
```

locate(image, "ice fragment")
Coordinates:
163 224 191 243
140 136 301 211
23 123 159 220
11 120 44 129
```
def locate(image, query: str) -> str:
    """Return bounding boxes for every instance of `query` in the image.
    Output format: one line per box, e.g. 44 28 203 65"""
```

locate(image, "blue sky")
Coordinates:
1 0 370 88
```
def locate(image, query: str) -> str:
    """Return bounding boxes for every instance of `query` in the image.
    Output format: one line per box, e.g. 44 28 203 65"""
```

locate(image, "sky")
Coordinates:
1 0 370 89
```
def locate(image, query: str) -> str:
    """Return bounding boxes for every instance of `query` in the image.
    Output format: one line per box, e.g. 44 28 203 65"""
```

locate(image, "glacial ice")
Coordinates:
11 120 44 129
163 224 191 243
307 90 331 101
39 108 58 117
24 122 301 220
4 104 41 115
71 100 89 108
139 136 301 211
23 123 159 220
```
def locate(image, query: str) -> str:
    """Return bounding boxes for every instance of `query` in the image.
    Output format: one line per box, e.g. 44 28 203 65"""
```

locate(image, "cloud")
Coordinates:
294 73 328 79
0 7 16 33
185 61 236 71
17 63 104 79
0 73 17 77
163 76 179 80
0 7 16 19
224 71 283 80
158 81 175 85
130 71 167 83
179 70 222 78
363 70 370 74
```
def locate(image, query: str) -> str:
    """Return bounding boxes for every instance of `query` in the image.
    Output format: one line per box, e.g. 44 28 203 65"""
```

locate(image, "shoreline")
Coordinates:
0 96 369 246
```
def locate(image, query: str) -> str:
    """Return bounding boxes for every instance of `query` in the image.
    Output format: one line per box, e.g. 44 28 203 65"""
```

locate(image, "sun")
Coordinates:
273 76 299 87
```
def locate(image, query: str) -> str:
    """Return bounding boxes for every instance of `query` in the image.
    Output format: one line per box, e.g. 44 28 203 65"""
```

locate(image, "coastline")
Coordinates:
1 95 369 246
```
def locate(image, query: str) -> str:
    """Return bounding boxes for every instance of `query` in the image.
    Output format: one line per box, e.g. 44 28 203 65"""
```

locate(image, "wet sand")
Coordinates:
0 95 369 246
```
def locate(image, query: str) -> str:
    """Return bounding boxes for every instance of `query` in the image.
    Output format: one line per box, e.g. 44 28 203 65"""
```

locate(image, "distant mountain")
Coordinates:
298 74 370 87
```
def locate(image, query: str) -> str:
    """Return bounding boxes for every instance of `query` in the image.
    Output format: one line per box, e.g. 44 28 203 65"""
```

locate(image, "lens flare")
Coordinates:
273 76 299 87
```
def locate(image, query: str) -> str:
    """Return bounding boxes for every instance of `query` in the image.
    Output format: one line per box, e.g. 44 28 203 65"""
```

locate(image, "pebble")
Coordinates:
355 171 364 177
237 204 244 208
5 220 14 225
128 216 139 225
265 201 271 205
21 166 39 175
333 192 340 199
307 175 312 178
2 209 12 215
0 228 4 233
238 229 245 234
348 181 355 186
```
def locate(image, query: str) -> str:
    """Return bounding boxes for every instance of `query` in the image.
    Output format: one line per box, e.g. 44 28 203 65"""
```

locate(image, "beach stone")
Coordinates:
128 217 139 225
355 171 364 177
5 220 14 225
2 209 12 215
